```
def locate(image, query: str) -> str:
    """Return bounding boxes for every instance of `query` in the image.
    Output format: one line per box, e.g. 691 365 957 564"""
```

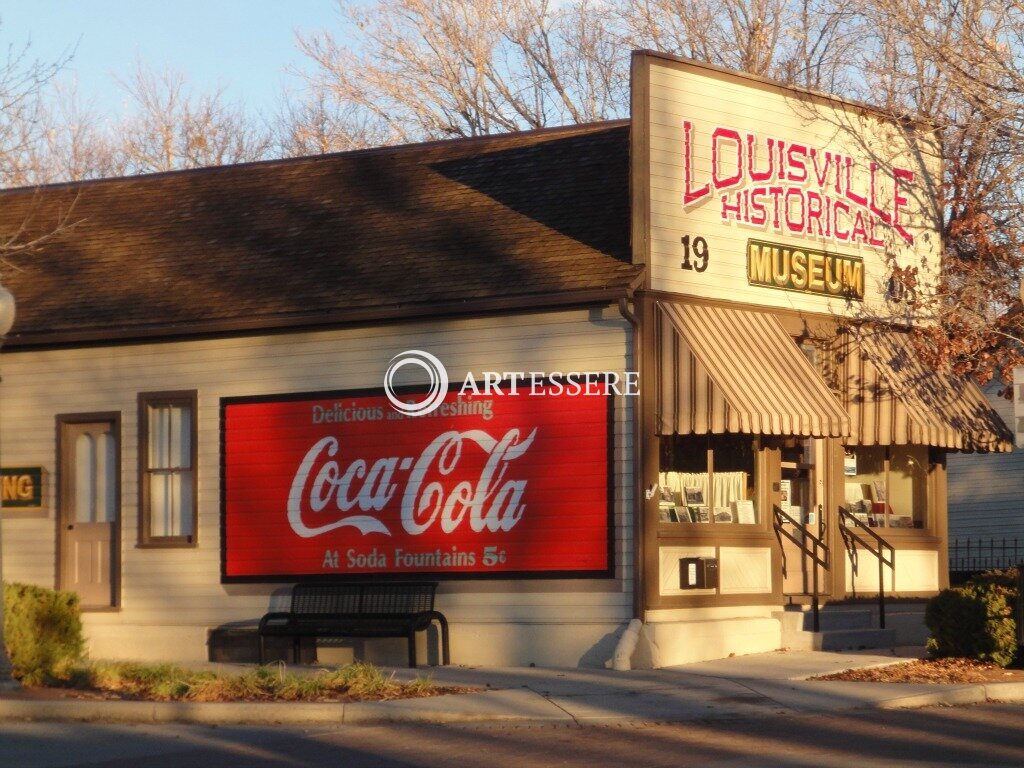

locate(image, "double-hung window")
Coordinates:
139 391 197 546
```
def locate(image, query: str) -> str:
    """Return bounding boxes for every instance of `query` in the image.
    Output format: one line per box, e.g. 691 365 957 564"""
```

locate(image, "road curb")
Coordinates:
3 680 1024 725
344 688 573 725
874 682 1024 710
982 682 1024 703
0 696 347 725
0 688 570 726
342 706 571 726
873 685 987 710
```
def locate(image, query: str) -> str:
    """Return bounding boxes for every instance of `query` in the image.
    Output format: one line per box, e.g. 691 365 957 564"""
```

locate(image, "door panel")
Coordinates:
59 418 120 609
779 439 831 598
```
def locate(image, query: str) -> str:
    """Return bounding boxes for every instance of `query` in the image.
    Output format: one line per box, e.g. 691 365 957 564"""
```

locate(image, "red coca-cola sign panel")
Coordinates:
221 385 611 581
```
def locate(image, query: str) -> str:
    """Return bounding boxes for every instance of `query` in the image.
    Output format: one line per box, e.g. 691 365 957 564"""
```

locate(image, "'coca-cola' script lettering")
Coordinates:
287 428 537 538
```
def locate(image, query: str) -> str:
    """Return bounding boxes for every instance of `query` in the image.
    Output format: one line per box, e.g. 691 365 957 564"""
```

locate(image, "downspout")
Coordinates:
617 293 642 622
611 289 645 671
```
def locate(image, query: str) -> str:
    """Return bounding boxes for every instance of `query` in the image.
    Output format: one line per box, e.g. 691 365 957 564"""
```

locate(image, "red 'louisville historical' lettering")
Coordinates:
681 120 915 248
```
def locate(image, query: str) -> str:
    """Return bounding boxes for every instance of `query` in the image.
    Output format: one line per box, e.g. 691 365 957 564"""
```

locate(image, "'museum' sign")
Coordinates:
221 386 611 581
747 239 864 300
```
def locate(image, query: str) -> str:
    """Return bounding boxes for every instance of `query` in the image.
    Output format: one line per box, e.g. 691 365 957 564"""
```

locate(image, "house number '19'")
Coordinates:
680 235 709 272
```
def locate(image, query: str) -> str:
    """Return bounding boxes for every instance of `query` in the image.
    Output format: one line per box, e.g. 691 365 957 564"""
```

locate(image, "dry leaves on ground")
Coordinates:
815 658 1024 684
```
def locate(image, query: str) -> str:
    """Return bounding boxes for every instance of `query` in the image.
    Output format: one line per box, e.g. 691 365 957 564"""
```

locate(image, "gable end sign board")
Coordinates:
630 51 942 314
221 386 613 582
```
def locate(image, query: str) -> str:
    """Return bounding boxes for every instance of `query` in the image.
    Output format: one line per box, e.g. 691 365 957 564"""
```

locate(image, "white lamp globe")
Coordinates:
0 283 15 338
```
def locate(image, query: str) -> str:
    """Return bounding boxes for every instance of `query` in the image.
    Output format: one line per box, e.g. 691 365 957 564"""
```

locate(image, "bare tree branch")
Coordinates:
113 60 272 174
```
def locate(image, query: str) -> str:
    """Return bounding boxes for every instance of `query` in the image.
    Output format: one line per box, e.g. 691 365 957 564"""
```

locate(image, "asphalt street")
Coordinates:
5 703 1024 768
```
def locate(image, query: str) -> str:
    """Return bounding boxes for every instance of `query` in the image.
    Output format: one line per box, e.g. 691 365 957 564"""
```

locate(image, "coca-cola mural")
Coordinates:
221 385 612 580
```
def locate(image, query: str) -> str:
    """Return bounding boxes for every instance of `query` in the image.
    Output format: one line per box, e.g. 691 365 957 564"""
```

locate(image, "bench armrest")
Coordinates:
258 612 295 632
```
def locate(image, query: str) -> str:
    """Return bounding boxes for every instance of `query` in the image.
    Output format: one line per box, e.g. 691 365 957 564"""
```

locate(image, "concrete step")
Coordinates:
773 608 898 652
777 625 898 652
816 628 898 652
775 607 874 632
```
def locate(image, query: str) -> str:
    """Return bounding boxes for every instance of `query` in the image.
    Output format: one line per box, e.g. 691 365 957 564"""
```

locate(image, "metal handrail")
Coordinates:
839 507 895 629
773 505 830 632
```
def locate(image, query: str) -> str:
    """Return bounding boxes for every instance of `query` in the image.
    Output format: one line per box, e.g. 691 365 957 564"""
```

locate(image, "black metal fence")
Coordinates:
949 537 1024 583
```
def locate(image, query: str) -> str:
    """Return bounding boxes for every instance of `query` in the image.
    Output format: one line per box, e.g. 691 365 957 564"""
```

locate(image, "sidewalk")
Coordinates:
2 647 1022 726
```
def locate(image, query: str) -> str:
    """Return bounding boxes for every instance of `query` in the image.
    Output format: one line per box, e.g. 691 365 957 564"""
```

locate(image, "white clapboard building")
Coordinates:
0 51 1011 668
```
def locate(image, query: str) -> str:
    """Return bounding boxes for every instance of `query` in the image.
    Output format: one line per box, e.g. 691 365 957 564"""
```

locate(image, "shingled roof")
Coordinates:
0 120 638 348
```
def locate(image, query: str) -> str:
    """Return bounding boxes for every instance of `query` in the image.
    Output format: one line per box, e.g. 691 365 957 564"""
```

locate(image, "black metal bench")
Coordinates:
257 582 450 668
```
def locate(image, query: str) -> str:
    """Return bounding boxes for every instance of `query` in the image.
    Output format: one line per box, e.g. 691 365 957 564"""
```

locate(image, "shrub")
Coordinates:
925 582 1017 667
966 566 1019 595
3 582 85 683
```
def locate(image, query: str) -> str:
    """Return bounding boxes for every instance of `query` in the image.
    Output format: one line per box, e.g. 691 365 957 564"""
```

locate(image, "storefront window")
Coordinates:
843 445 927 529
659 434 757 525
889 446 928 526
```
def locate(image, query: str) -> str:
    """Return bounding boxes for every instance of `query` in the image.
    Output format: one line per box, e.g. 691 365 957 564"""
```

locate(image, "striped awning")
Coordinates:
657 302 851 437
829 328 1014 452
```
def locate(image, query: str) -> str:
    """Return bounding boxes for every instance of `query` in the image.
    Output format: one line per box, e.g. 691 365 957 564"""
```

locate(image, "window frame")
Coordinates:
137 390 198 548
658 433 761 529
842 443 931 533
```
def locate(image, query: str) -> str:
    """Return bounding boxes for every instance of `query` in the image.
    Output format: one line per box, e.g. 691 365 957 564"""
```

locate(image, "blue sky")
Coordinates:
1 1 340 116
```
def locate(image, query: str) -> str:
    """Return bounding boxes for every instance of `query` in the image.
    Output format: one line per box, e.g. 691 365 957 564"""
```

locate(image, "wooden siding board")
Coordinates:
1 308 633 630
948 381 1023 539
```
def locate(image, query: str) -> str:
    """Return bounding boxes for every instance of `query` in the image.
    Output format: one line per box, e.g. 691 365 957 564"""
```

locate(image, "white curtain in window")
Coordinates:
659 472 710 503
178 473 194 537
74 429 117 523
149 405 190 469
660 471 747 507
713 471 747 507
96 430 116 523
151 474 171 537
75 433 95 523
148 403 192 537
150 472 195 537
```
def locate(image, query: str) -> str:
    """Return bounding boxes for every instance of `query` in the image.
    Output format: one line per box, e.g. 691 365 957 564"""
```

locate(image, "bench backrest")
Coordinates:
290 582 437 615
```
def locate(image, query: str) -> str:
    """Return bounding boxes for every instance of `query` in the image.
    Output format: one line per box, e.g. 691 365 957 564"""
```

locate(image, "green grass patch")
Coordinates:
35 660 450 702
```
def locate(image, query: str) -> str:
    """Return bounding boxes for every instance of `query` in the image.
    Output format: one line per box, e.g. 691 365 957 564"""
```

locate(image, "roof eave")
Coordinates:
3 282 640 351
